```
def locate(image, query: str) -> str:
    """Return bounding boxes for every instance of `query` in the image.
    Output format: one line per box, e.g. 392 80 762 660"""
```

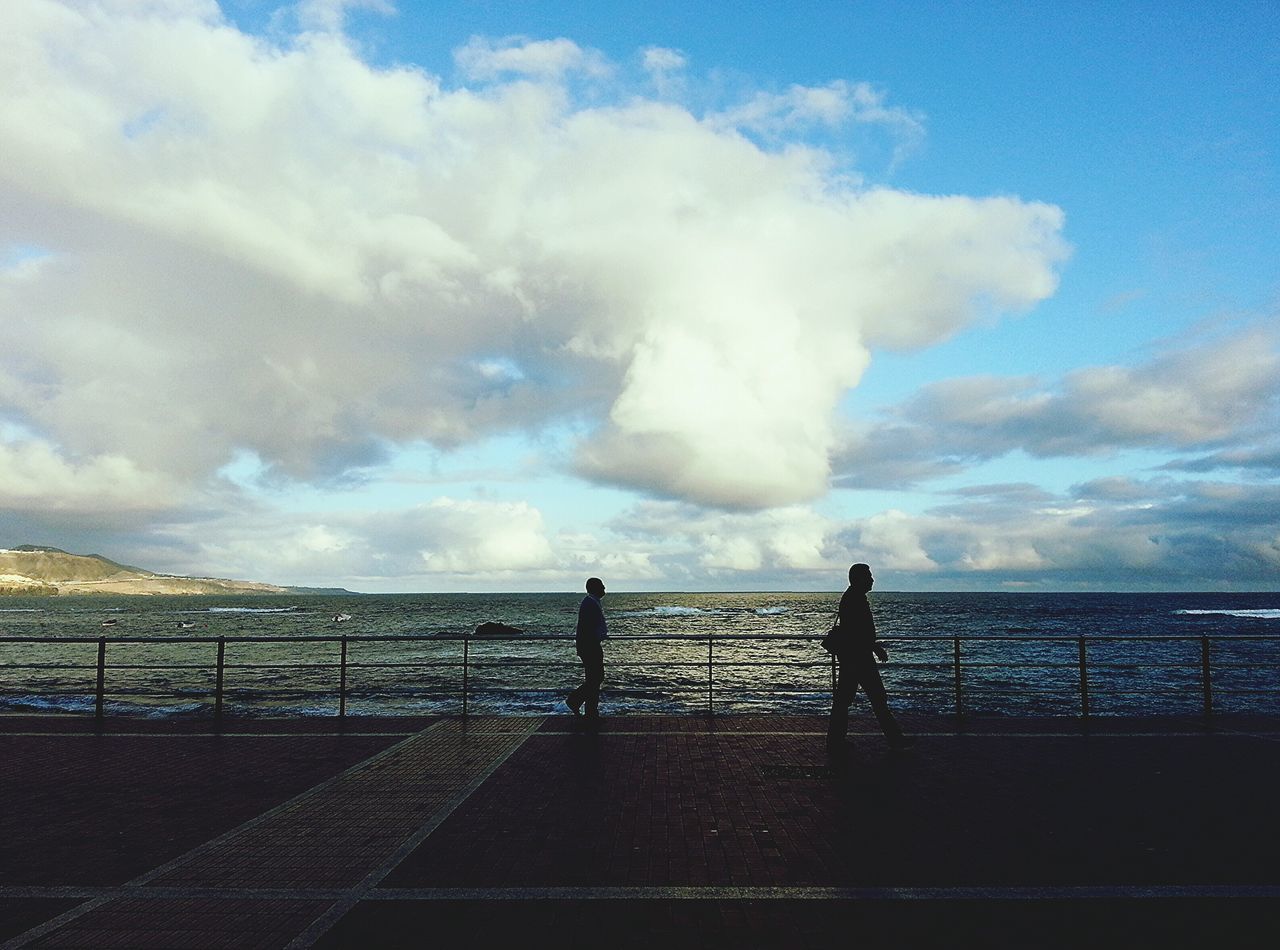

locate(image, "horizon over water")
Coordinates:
1 590 1277 720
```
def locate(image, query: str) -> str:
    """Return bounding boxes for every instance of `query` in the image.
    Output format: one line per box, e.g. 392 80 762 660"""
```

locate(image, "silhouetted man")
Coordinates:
566 577 607 718
826 563 914 753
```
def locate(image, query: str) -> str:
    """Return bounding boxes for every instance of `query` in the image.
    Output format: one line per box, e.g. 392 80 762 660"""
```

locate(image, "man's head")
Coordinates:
848 563 873 592
586 577 606 598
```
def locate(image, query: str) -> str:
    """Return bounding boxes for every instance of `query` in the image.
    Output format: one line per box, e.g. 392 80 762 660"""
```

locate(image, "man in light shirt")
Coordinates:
566 577 607 719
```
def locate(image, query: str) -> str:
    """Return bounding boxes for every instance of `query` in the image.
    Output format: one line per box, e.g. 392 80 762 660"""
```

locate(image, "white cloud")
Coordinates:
835 324 1280 488
715 80 916 136
832 478 1280 588
641 46 686 98
1 1 1067 534
454 35 610 80
583 478 1280 590
0 439 185 513
611 502 834 576
156 496 555 587
958 538 1048 572
295 0 394 33
410 498 554 573
1057 328 1279 446
855 510 937 572
642 46 686 74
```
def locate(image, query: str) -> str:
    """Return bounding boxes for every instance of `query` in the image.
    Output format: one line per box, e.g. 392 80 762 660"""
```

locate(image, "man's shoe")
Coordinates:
565 696 583 716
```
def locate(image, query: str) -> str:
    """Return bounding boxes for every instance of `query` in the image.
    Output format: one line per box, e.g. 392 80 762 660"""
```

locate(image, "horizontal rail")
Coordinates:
2 633 1276 722
2 633 1278 644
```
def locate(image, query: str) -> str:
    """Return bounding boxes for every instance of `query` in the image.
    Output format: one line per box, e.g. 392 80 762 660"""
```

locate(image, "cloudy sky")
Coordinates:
1 0 1277 592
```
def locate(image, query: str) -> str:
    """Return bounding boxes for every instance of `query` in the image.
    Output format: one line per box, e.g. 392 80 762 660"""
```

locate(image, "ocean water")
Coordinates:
0 591 1277 719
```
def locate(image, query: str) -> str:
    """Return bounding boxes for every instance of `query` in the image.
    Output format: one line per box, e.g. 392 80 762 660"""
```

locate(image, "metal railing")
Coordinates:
0 633 1276 722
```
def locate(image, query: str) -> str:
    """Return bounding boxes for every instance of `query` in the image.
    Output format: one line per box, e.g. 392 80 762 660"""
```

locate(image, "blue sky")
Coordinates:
1 0 1277 591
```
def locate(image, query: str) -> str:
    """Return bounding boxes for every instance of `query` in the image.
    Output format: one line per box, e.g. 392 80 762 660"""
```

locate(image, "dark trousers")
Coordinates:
568 642 604 716
828 653 903 743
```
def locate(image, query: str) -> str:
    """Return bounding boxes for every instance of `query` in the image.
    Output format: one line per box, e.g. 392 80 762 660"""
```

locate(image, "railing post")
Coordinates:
95 637 107 723
707 633 714 717
1078 636 1090 721
339 635 348 720
1201 636 1213 722
214 637 225 725
462 636 469 718
953 637 964 719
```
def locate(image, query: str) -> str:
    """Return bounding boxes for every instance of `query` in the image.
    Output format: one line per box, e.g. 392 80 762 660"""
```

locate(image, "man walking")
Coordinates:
827 563 914 753
566 577 607 718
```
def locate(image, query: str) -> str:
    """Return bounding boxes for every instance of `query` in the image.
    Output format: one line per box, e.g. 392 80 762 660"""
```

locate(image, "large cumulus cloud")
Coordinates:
0 0 1068 518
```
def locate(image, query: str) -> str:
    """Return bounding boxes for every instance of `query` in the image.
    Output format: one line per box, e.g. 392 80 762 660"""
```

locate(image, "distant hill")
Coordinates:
0 545 353 596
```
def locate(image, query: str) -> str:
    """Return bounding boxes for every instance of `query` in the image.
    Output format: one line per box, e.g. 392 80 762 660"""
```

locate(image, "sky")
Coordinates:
1 0 1278 592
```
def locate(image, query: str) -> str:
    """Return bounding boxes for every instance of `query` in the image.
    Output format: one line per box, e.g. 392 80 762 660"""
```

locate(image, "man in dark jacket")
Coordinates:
566 577 607 718
827 563 914 752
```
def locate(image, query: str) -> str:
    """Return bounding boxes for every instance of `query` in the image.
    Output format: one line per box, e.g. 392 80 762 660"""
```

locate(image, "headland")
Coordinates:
0 546 352 596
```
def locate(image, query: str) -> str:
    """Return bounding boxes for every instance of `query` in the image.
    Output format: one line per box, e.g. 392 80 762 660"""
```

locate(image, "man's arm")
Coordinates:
867 602 888 661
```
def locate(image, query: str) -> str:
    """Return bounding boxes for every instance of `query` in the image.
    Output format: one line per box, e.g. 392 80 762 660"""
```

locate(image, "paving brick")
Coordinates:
4 715 1280 949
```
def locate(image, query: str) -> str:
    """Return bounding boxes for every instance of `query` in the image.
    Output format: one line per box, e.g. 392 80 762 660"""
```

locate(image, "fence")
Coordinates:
0 633 1275 721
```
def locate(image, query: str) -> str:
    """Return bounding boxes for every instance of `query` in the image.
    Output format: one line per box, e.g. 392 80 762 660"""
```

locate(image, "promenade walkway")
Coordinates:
2 714 1278 948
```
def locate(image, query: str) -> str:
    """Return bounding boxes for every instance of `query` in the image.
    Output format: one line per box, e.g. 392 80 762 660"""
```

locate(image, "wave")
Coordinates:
240 702 346 718
1175 609 1280 619
623 605 789 617
0 608 43 613
204 606 305 614
0 693 211 717
617 606 724 617
0 694 98 715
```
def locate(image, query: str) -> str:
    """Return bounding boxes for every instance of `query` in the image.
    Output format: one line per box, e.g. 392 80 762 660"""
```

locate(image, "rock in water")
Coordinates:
474 621 523 637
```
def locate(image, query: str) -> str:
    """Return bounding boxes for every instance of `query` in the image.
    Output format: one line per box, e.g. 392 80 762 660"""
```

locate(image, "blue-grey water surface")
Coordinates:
1 591 1277 718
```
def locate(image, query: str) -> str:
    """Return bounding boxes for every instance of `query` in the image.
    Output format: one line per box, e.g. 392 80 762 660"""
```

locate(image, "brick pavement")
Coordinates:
383 715 1280 889
3 718 537 948
3 715 1279 949
0 726 407 887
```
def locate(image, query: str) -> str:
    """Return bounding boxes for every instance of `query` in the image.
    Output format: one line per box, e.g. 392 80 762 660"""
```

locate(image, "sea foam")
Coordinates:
1175 608 1280 619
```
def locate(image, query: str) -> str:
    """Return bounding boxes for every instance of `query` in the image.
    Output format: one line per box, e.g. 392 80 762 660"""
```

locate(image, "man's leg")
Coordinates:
855 658 908 745
827 661 855 747
567 647 589 714
582 646 604 717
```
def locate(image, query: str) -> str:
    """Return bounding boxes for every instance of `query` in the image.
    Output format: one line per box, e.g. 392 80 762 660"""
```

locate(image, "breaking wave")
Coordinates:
0 693 211 717
1175 609 1280 620
203 606 305 614
616 606 726 617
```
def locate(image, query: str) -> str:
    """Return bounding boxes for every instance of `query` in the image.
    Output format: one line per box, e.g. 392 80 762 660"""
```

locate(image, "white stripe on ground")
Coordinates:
0 731 420 737
532 730 1280 738
0 721 450 950
285 717 543 949
6 722 1279 740
8 729 1279 739
3 883 1278 901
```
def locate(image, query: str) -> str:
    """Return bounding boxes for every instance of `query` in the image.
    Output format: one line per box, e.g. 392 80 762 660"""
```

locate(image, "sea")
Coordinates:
1 591 1277 719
